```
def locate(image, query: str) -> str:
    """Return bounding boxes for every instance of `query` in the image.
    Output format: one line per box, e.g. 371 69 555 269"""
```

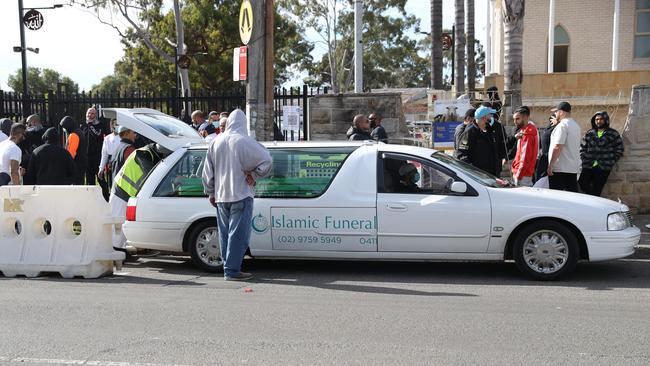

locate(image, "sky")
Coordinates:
0 0 487 92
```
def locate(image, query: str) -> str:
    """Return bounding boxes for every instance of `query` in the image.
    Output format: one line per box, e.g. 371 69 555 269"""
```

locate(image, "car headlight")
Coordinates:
607 212 630 231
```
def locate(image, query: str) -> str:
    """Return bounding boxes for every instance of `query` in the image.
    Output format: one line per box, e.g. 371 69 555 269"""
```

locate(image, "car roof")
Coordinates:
188 140 372 150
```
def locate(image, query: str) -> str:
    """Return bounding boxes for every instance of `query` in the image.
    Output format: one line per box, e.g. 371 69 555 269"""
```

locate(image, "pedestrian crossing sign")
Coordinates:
239 0 253 45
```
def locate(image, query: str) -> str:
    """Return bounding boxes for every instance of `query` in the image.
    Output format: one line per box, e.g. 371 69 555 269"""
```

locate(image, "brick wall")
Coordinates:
308 93 407 141
602 85 650 213
512 0 650 74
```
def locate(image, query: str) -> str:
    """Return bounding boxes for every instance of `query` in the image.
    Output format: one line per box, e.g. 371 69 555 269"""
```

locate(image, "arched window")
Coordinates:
553 25 570 72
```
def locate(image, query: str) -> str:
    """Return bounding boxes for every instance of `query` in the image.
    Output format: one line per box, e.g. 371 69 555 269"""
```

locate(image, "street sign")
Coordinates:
239 0 253 45
441 33 453 51
233 46 247 81
23 9 44 31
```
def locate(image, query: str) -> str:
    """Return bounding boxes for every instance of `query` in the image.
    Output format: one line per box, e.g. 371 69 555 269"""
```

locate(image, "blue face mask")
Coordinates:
489 116 495 126
413 172 420 183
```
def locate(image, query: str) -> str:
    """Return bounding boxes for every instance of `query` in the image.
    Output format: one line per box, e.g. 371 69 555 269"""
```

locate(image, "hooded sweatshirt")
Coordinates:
580 111 624 171
202 109 272 203
23 127 76 185
60 116 88 170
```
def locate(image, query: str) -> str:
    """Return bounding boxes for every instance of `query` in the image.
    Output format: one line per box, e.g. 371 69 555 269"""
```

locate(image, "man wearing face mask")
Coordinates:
60 116 88 185
81 107 110 186
457 105 499 175
19 114 46 175
481 102 507 176
396 163 423 193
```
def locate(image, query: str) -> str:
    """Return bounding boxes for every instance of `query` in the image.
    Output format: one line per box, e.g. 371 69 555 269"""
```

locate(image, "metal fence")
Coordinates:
0 85 327 140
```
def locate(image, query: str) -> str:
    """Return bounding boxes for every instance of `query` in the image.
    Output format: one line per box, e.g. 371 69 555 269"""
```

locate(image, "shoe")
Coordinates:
224 272 253 281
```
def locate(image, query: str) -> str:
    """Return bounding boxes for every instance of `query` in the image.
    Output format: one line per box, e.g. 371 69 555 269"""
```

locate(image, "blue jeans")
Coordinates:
216 197 253 277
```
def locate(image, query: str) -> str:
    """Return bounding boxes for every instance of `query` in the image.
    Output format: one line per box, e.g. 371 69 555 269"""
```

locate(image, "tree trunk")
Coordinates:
454 0 465 95
466 0 475 95
431 0 443 89
502 0 525 124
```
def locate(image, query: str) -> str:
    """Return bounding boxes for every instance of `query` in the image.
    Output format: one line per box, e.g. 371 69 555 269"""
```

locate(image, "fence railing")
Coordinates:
0 86 328 141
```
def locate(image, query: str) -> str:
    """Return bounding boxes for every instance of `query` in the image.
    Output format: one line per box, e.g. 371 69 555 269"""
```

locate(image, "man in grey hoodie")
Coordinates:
202 109 272 281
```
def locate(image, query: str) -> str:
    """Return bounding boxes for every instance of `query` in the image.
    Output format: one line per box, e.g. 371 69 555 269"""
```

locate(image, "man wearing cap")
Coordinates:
110 126 137 182
454 108 475 155
547 101 581 192
396 163 423 193
199 122 218 143
457 105 498 175
511 106 539 186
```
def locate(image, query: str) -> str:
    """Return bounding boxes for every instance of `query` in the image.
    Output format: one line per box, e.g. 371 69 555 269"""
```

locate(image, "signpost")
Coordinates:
233 46 248 81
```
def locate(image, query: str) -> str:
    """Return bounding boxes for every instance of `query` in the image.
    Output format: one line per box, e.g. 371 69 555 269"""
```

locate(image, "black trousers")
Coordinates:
578 167 611 197
549 172 578 192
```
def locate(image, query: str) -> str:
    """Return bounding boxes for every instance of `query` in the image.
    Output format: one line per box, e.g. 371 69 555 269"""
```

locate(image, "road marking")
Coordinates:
0 357 193 366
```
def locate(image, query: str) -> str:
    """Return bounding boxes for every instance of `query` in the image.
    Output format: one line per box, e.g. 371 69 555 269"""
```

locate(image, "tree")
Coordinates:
430 0 443 89
77 0 311 94
502 0 525 124
7 67 79 95
284 0 426 92
70 0 193 96
418 32 484 89
454 0 465 95
466 0 475 93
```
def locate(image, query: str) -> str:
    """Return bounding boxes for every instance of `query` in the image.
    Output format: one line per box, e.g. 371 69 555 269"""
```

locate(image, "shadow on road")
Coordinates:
3 250 649 294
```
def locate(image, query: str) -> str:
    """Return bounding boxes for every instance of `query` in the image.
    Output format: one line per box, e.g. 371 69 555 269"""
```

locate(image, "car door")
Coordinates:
102 108 204 151
376 153 491 253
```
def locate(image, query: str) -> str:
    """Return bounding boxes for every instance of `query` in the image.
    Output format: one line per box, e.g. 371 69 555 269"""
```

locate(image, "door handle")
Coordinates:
386 203 407 211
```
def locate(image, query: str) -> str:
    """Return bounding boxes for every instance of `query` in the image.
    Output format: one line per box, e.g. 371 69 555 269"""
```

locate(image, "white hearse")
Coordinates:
104 108 641 280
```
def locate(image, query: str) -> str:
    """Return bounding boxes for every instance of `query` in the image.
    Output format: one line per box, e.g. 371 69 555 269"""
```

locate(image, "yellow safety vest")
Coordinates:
113 148 155 201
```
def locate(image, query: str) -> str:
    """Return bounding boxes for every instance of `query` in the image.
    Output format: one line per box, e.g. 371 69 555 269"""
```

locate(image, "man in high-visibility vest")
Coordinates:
109 142 171 254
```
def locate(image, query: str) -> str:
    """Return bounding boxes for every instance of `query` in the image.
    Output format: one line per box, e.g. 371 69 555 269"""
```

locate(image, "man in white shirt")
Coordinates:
548 102 581 192
98 119 121 201
0 123 27 186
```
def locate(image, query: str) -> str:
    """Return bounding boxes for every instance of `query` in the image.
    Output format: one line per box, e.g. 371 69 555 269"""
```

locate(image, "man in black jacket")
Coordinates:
24 127 75 185
60 116 88 185
578 111 624 196
346 114 372 140
81 107 109 186
457 106 498 175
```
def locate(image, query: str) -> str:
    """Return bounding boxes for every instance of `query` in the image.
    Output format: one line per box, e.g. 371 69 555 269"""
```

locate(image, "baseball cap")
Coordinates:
552 101 571 113
475 106 497 119
116 125 131 134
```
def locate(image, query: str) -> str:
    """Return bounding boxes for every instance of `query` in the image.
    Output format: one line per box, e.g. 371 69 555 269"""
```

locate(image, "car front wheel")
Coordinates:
188 220 223 273
513 220 578 281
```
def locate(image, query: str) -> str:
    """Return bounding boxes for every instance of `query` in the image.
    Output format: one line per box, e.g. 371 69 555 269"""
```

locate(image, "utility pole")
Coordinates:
18 0 29 116
354 0 363 93
247 0 273 140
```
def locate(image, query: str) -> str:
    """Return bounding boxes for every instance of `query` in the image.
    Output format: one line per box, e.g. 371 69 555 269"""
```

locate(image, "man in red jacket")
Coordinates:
511 106 539 186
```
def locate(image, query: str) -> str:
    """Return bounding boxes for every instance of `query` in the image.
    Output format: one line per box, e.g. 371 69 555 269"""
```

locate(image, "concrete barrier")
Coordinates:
0 186 124 278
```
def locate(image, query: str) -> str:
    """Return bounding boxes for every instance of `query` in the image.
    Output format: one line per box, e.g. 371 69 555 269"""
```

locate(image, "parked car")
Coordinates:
104 108 641 280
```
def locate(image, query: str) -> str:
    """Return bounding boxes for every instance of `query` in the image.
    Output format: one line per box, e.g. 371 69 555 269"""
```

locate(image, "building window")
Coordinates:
553 25 570 72
636 0 650 58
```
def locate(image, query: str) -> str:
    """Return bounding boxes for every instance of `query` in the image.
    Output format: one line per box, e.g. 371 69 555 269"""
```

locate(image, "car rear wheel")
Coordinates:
188 220 223 273
513 220 578 281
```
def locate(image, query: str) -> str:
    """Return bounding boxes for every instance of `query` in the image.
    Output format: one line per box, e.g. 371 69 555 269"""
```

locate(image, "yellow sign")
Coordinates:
239 0 253 45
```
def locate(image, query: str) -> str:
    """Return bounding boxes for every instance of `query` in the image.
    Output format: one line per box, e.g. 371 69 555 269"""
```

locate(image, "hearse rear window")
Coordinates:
153 147 355 198
255 147 355 198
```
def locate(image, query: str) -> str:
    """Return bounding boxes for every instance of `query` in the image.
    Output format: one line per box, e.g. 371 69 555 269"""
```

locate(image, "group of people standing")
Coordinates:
453 100 624 197
347 112 389 143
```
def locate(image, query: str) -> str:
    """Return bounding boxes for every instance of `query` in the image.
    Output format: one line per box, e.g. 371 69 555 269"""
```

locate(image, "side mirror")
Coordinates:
450 181 467 194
